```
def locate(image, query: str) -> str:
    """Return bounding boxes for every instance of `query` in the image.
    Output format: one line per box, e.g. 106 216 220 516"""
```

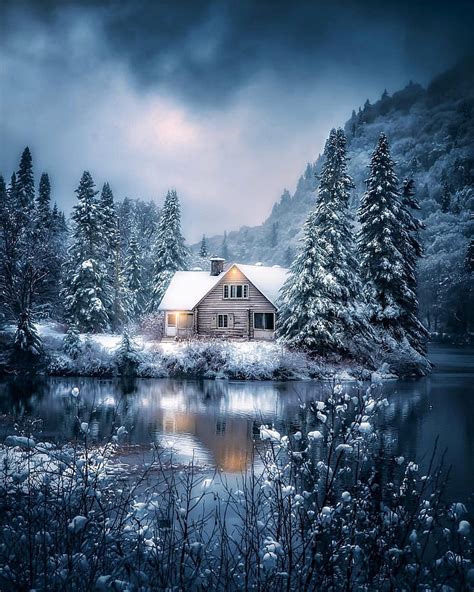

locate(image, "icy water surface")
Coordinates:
0 344 473 502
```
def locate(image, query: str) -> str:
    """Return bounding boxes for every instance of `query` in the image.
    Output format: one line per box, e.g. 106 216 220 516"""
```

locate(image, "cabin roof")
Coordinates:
158 263 289 311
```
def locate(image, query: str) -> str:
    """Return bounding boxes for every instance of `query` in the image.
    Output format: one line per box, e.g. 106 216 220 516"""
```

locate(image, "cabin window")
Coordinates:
254 312 275 330
167 313 177 327
218 314 228 328
223 284 249 299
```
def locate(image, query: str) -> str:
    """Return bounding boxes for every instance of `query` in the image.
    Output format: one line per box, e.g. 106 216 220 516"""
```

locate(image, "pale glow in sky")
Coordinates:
2 1 471 242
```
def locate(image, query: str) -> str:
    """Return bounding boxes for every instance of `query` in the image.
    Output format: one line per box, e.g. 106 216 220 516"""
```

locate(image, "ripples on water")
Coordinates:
0 344 472 502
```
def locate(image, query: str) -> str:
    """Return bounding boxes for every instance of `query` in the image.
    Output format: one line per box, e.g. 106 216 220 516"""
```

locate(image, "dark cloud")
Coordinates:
1 0 473 241
5 0 474 106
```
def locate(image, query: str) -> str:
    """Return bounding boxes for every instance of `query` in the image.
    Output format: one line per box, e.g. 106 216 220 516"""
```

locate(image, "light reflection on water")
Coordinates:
0 345 472 502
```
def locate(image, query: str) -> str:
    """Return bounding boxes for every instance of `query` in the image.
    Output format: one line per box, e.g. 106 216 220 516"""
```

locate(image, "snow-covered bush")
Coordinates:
0 382 471 591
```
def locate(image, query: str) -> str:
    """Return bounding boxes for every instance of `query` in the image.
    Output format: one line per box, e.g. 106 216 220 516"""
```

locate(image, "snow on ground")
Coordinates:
2 322 413 380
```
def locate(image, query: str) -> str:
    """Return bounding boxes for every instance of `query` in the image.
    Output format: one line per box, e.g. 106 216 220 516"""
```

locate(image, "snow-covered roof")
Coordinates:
158 271 222 311
234 264 288 306
158 263 289 310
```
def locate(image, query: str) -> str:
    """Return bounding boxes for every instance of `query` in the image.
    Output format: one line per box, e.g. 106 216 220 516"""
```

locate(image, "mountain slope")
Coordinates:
196 58 474 333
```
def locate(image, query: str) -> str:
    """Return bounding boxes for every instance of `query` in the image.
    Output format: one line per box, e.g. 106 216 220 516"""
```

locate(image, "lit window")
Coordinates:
223 284 249 299
254 313 275 330
167 313 176 327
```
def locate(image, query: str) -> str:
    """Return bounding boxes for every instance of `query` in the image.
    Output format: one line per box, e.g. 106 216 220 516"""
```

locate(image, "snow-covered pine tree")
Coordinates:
98 182 125 329
149 189 187 310
358 133 414 342
13 310 43 360
16 147 35 221
124 232 144 320
114 331 142 375
399 179 429 353
63 324 82 359
199 234 209 258
37 173 51 227
63 172 111 332
278 129 372 356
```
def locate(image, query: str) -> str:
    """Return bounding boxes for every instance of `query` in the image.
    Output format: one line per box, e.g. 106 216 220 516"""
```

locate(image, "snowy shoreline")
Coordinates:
0 323 430 381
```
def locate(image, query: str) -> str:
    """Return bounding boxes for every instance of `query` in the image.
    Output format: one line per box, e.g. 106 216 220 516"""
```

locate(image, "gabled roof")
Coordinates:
158 271 221 311
158 263 289 310
234 264 288 306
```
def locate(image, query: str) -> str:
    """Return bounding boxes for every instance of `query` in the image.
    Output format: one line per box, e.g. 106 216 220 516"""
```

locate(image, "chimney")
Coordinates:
210 257 225 276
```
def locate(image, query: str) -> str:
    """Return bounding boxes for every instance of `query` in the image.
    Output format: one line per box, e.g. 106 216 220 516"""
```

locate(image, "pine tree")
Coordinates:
0 149 59 330
34 174 66 317
63 172 111 332
37 173 51 227
63 325 82 359
64 258 110 333
13 310 43 359
358 133 414 342
0 175 7 225
278 129 372 356
70 172 102 260
149 189 187 310
98 182 124 329
115 331 142 375
199 234 209 258
16 147 35 217
124 232 144 320
399 179 429 352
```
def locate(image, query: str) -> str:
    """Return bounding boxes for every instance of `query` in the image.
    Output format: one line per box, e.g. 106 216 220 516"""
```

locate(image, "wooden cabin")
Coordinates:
158 258 288 340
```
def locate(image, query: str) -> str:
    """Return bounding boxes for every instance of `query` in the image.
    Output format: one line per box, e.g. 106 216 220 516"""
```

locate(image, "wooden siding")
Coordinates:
195 266 276 339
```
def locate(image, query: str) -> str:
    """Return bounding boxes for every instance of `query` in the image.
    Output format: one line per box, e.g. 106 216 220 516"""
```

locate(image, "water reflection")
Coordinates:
0 345 472 502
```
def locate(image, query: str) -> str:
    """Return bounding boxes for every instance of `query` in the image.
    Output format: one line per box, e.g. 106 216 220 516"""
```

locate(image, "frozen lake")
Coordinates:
0 344 473 503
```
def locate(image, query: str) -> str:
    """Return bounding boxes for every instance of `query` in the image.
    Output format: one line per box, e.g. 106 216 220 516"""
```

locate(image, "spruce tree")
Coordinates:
98 182 124 329
0 149 59 334
16 147 35 217
37 173 51 226
0 175 6 224
124 232 144 320
63 172 110 332
278 129 372 356
149 189 187 310
358 133 414 342
34 173 66 316
399 179 429 352
63 325 82 359
199 234 209 258
13 310 43 361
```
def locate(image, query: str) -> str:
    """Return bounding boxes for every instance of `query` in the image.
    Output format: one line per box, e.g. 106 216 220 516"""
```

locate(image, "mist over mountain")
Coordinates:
196 57 474 333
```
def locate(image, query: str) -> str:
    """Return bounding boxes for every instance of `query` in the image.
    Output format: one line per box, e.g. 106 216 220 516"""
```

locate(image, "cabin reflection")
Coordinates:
160 409 253 472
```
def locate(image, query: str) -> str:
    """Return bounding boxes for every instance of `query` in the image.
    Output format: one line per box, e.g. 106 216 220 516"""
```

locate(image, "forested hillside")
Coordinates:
199 58 474 336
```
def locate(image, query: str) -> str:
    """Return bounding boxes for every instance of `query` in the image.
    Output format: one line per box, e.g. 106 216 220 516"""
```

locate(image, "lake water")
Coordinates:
0 344 472 503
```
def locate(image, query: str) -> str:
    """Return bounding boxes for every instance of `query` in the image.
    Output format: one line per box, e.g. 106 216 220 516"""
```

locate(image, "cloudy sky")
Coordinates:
1 0 473 241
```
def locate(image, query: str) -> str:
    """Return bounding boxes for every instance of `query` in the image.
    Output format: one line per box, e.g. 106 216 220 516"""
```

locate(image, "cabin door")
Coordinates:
178 313 194 338
166 313 177 337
